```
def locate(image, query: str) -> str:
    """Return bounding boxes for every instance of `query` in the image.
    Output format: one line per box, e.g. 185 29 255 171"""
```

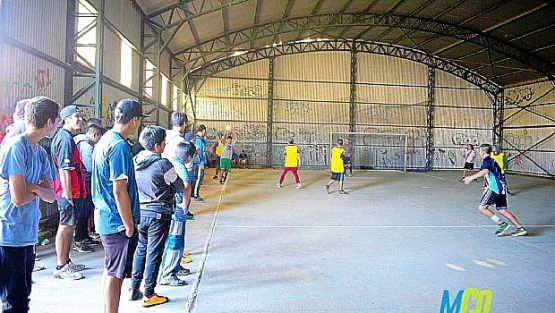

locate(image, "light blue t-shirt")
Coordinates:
0 135 52 246
92 131 140 235
170 157 191 222
194 135 207 166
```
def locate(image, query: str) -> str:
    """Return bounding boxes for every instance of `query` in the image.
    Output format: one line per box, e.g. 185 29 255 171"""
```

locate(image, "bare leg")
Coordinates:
497 209 523 228
55 225 74 266
103 271 123 313
478 205 497 221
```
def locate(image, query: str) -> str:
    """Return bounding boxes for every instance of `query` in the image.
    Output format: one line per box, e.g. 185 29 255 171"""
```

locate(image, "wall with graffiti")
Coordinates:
192 51 553 176
0 45 65 142
503 81 555 178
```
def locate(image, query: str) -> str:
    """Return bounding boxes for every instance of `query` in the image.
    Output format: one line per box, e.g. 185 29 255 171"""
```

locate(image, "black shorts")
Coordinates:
464 162 474 170
344 157 352 165
57 197 77 226
330 172 344 182
479 189 507 209
100 230 138 280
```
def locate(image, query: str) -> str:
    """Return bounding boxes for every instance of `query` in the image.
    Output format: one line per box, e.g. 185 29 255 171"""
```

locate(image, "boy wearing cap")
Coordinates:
50 105 89 281
129 126 183 307
277 137 301 189
0 96 58 313
325 139 348 195
92 99 145 313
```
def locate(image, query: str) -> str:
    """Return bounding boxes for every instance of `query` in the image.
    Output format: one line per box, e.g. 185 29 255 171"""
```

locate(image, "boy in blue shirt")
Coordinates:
0 96 59 313
463 143 527 236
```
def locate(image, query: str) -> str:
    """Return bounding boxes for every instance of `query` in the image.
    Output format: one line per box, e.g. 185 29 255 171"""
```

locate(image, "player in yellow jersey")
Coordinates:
491 145 513 196
325 139 348 194
277 137 301 189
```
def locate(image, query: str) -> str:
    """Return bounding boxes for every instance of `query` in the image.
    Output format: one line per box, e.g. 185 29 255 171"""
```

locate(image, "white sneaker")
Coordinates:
277 183 282 188
52 264 84 280
296 183 301 189
68 260 86 272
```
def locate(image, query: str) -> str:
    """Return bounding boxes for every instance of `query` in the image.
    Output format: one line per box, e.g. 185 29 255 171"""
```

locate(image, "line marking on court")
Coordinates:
186 174 229 313
215 224 555 228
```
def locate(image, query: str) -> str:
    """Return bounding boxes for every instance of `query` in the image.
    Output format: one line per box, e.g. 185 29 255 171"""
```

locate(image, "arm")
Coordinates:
27 179 55 203
182 182 191 210
59 169 73 203
463 169 488 185
9 175 39 207
113 179 134 237
297 151 301 167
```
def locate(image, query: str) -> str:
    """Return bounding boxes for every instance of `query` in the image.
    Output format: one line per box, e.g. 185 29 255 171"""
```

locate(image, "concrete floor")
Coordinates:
29 169 554 313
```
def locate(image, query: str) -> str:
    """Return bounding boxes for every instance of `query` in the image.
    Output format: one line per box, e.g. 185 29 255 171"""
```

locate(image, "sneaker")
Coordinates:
296 183 301 189
177 267 191 276
33 264 45 272
459 177 465 182
193 197 205 203
339 190 349 195
83 238 101 246
67 260 86 272
511 227 528 237
181 256 193 263
73 241 94 253
129 288 143 301
89 232 100 240
183 250 191 256
212 175 218 180
277 183 282 188
2 301 11 311
220 179 224 184
347 173 352 177
325 185 330 194
186 211 194 220
52 264 84 280
495 222 510 236
160 276 187 286
142 294 169 307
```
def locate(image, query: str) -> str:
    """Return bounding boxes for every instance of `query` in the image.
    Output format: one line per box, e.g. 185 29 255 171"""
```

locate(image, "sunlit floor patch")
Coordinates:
445 263 466 271
473 260 494 268
487 258 507 266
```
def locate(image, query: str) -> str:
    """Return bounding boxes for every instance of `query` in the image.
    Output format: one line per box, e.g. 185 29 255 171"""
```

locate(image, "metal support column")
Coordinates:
93 0 105 119
485 89 504 148
491 90 504 148
425 66 436 171
267 55 275 168
349 41 357 133
64 0 76 107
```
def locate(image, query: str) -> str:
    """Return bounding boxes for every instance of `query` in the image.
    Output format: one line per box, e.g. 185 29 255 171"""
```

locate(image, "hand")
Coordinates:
463 177 473 185
125 227 134 238
482 187 488 195
26 183 38 194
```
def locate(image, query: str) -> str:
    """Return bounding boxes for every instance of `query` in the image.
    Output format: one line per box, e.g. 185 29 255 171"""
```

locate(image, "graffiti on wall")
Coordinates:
283 101 311 115
504 86 535 107
231 82 264 97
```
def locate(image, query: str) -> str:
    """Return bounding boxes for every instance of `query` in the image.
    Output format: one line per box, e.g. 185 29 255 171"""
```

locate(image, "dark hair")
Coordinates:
25 96 60 128
197 124 206 132
87 123 105 136
175 141 196 162
337 139 343 145
479 143 492 154
86 117 102 127
171 111 187 127
226 136 233 140
469 144 474 150
139 125 166 151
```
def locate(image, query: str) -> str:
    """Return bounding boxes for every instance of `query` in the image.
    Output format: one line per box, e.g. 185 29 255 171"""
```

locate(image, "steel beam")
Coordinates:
266 55 275 167
173 13 555 83
189 40 501 95
426 66 435 171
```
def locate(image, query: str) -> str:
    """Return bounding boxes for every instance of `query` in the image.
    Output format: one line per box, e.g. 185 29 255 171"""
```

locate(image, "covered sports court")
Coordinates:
31 169 554 312
1 0 554 312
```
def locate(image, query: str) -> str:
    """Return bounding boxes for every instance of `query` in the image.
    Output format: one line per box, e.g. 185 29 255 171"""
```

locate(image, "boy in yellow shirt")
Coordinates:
325 139 348 194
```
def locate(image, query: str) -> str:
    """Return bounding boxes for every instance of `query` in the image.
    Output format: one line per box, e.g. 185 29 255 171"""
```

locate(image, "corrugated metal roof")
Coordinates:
131 0 555 88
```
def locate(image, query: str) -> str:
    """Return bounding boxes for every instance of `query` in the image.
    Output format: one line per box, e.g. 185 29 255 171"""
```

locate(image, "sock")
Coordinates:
490 215 500 223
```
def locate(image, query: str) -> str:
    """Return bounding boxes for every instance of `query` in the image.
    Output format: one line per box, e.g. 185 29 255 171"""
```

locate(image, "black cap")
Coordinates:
115 99 149 120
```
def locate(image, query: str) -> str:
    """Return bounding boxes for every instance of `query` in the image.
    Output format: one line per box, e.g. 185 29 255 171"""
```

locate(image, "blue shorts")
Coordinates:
330 172 344 182
100 230 138 279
